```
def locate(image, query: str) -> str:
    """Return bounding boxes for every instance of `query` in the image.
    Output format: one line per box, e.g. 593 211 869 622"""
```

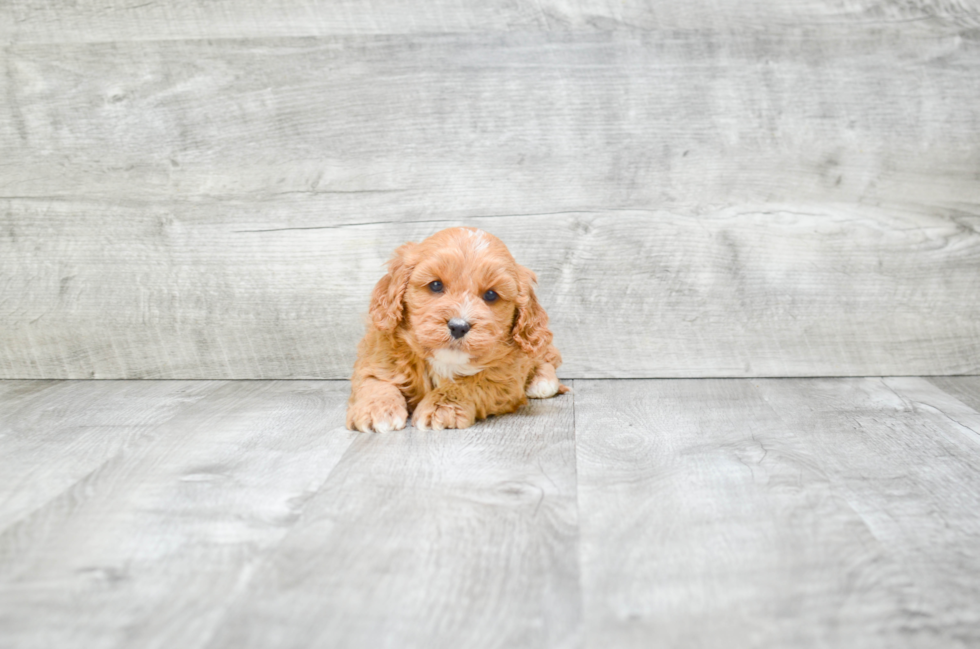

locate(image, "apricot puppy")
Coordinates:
347 227 567 432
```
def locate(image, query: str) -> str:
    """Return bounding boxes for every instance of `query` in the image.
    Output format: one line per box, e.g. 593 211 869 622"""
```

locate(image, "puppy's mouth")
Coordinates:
418 332 472 359
444 338 476 359
446 336 467 349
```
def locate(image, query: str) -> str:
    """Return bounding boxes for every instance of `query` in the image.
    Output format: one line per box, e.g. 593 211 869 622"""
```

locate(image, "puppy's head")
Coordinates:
369 227 550 362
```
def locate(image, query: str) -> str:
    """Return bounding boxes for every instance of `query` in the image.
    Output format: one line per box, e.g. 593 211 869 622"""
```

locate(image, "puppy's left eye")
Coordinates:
483 290 499 303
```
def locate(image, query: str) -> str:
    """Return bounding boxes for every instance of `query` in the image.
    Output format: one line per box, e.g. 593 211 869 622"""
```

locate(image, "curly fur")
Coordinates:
347 227 567 432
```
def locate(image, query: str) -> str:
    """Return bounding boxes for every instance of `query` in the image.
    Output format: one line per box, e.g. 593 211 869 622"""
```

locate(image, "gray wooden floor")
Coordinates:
1 377 979 648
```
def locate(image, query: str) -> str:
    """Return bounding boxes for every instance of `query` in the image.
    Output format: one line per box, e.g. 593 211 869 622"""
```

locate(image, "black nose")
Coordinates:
448 318 471 340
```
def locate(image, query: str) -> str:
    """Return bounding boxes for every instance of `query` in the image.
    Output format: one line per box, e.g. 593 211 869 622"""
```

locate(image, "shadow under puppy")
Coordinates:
347 227 568 432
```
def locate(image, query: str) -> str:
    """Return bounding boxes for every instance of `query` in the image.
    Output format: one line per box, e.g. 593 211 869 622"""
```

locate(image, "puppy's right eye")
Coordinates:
428 280 444 293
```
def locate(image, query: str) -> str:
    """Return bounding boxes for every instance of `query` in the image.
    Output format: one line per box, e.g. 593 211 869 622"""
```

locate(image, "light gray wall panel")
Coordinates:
4 32 979 207
2 27 979 378
2 202 977 378
3 1 978 43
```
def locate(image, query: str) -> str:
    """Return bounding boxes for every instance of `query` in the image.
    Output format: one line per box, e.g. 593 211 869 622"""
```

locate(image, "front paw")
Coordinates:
526 363 568 399
412 395 476 431
527 376 561 399
346 396 408 433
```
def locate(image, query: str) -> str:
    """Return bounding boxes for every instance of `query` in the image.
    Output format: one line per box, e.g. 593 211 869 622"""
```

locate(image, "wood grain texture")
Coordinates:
757 377 980 646
2 0 979 43
2 28 980 378
0 380 356 649
2 377 980 647
886 376 980 445
0 380 221 532
575 378 943 648
4 31 979 206
927 376 980 414
204 388 579 649
2 203 978 378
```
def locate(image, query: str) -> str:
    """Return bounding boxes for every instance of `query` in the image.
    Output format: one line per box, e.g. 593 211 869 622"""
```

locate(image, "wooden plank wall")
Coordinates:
1 1 979 379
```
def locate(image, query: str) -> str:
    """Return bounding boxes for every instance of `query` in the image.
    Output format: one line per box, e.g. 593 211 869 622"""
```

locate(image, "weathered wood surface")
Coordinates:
757 377 980 645
2 203 978 378
5 31 979 206
578 379 929 647
206 385 579 649
2 377 980 647
2 26 980 378
0 379 221 533
887 376 980 444
927 376 980 414
0 380 578 649
0 380 356 649
577 377 980 647
2 0 979 42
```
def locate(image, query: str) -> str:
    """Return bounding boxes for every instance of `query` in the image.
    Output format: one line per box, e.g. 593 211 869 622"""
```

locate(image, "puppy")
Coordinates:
347 227 567 432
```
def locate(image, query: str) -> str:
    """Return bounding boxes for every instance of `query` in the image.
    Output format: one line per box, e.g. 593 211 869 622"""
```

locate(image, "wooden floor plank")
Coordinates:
926 376 980 415
0 380 221 532
575 379 942 648
0 380 356 649
885 377 980 446
2 378 979 648
203 388 579 649
756 378 980 646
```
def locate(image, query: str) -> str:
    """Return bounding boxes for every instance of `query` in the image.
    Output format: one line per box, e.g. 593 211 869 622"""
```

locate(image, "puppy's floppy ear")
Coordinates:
369 242 418 331
512 264 552 356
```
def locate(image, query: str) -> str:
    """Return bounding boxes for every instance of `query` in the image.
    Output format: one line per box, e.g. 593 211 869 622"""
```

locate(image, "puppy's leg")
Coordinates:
526 362 569 399
413 374 526 431
412 389 478 431
347 378 409 433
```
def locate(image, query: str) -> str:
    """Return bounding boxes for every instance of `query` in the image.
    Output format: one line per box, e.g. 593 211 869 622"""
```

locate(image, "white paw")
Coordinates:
527 377 560 399
372 413 407 434
346 399 408 433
